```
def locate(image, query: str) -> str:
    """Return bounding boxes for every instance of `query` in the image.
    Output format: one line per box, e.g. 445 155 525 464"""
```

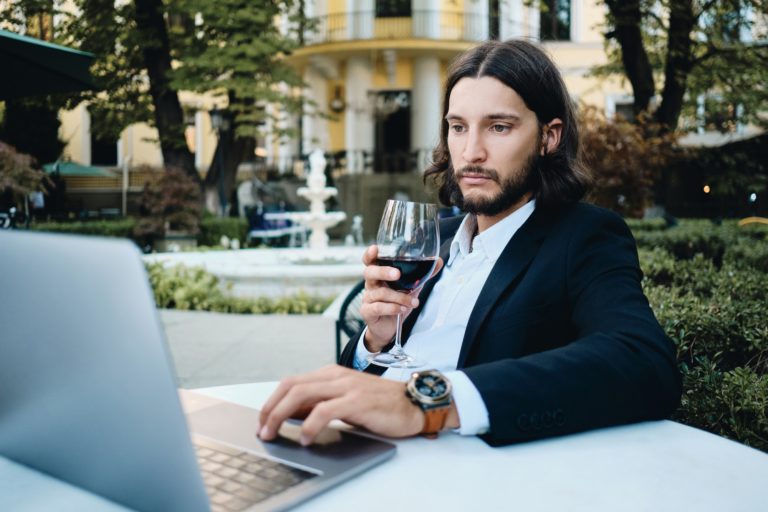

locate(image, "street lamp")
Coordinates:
209 108 231 216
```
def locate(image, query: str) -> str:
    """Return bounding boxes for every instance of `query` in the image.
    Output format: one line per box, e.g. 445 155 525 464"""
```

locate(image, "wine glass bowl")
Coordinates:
367 200 440 368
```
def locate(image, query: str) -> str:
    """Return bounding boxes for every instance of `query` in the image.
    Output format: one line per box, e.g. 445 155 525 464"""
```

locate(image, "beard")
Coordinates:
442 149 540 217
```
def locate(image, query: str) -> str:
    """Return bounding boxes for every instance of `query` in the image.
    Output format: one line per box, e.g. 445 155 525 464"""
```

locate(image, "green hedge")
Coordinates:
31 218 137 238
30 216 251 248
634 219 768 452
145 262 333 314
198 216 249 246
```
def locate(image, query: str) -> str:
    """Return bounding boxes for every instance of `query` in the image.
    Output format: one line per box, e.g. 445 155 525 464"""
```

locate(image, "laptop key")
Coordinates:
234 487 268 502
194 437 317 508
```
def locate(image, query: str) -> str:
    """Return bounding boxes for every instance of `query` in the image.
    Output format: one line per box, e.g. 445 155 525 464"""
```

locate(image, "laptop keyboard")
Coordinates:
194 436 317 511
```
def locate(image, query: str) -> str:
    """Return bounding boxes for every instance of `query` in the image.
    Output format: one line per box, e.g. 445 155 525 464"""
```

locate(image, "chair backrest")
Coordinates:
335 280 365 361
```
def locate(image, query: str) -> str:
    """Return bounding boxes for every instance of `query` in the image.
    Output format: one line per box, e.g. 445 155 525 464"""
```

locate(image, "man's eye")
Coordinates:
491 124 509 133
449 124 465 133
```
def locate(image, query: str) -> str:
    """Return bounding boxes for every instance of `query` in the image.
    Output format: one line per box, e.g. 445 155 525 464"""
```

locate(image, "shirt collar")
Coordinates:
448 199 536 265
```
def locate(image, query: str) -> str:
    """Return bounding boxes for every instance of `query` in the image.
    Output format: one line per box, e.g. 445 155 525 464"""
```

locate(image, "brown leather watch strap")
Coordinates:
422 406 450 439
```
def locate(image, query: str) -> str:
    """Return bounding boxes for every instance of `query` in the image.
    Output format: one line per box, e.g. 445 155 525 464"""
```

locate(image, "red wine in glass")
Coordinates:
376 256 437 292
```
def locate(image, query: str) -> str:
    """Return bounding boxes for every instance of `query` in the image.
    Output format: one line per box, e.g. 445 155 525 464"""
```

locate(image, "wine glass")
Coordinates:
367 199 440 368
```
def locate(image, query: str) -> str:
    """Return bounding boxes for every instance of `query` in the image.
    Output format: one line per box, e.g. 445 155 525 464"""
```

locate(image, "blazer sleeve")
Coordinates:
462 209 682 446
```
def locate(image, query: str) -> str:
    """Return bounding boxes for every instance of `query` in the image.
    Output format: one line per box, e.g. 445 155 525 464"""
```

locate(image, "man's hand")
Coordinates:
360 245 443 353
258 365 424 445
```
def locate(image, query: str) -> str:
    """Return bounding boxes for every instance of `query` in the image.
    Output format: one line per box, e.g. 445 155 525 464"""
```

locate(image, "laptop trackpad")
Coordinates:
181 391 394 474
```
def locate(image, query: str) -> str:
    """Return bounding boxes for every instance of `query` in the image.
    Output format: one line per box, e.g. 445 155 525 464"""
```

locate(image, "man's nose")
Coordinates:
462 131 486 163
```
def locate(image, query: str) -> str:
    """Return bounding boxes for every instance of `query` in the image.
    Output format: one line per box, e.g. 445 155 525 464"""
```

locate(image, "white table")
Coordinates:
201 382 768 512
2 381 767 511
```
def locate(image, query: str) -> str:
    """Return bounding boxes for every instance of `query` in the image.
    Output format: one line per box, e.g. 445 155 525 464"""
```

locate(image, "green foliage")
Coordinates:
168 0 308 141
133 167 202 239
594 0 768 131
633 220 768 451
0 141 48 204
580 106 680 217
199 215 249 247
145 262 333 314
31 218 137 238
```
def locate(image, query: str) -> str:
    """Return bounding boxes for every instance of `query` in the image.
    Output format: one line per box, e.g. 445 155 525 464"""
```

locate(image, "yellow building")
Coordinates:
59 0 631 180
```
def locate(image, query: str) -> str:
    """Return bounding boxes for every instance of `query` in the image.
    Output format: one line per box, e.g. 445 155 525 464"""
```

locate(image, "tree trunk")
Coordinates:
655 0 696 132
204 124 256 216
605 0 656 117
133 0 198 182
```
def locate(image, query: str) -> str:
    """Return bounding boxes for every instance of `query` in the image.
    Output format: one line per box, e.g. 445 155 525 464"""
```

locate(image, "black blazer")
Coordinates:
340 202 682 446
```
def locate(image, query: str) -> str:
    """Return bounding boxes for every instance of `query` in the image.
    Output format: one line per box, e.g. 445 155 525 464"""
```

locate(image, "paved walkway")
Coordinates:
160 310 341 389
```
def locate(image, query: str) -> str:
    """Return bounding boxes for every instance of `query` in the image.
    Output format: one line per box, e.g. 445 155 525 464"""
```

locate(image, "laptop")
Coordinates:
0 230 395 511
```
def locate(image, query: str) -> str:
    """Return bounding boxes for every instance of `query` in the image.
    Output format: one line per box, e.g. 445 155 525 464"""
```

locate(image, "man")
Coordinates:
258 40 681 447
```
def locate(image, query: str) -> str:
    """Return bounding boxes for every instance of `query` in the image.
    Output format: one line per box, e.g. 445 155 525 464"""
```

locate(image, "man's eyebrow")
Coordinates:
444 113 521 122
486 113 521 122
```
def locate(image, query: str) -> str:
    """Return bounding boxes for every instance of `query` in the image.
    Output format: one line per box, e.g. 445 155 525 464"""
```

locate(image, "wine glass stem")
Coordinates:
390 313 405 356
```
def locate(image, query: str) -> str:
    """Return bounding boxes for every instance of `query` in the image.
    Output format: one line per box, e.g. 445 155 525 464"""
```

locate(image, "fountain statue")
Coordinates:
288 149 346 250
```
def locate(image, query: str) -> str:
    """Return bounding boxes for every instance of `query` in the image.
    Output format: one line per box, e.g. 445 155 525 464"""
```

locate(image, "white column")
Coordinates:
413 0 440 39
82 105 91 166
528 0 540 40
571 0 582 42
302 67 329 152
502 0 525 39
411 56 441 173
464 0 489 41
347 0 373 40
195 111 205 171
345 57 374 174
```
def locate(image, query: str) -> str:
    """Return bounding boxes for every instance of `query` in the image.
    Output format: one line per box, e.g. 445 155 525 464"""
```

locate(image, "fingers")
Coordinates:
258 365 344 430
361 245 378 265
362 285 419 310
298 396 359 446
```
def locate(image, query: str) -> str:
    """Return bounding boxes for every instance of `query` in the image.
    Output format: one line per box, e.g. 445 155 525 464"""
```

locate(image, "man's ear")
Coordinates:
541 118 563 155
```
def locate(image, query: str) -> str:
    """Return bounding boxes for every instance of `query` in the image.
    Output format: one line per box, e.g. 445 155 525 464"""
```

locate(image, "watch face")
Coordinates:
416 374 448 398
410 371 451 404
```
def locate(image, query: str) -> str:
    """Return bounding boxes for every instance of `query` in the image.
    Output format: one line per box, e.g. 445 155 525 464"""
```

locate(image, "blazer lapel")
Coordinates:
456 208 553 367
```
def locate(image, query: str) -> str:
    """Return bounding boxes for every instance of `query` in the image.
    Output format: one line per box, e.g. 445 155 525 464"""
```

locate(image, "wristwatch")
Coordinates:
405 370 452 438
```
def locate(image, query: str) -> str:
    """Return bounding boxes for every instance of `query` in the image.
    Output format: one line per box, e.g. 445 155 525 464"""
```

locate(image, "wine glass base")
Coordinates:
367 352 424 369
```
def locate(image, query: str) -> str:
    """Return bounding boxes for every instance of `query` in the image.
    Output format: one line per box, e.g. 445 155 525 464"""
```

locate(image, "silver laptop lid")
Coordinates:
0 231 209 512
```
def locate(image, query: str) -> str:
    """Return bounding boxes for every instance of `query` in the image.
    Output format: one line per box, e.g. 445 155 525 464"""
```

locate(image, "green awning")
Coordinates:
43 161 115 177
0 29 96 100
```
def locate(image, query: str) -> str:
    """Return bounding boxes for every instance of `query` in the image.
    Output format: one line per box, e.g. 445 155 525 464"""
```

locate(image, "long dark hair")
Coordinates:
424 39 591 213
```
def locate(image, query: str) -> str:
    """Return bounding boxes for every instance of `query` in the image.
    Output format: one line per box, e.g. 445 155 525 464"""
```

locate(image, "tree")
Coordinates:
169 0 309 214
599 0 768 132
133 0 197 179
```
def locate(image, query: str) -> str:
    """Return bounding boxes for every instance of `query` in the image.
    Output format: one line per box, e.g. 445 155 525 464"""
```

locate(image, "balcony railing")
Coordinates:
304 10 490 45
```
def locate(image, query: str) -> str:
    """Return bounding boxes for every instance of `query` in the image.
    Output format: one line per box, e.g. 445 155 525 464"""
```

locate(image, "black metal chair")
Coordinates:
334 280 366 362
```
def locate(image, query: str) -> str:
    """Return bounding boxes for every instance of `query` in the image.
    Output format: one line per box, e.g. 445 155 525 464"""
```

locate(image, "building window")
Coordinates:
91 134 118 166
540 0 571 41
376 0 411 18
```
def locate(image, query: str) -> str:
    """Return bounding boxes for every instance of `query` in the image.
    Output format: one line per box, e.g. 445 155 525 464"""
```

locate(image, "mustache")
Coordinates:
456 165 499 182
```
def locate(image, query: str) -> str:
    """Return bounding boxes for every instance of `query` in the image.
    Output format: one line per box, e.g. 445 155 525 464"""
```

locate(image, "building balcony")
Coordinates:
304 10 490 46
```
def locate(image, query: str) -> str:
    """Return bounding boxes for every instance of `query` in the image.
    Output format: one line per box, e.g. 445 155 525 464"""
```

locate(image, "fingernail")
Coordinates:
300 435 310 446
411 298 419 307
400 306 407 312
390 270 398 278
259 425 270 439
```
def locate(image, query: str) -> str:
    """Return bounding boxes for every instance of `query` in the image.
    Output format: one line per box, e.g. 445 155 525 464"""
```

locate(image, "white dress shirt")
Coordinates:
354 200 536 435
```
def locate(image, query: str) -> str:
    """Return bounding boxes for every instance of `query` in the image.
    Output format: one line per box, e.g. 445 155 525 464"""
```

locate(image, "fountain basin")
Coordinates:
144 246 365 299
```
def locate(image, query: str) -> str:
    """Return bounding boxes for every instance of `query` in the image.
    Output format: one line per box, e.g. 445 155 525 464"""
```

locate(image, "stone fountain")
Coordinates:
288 149 346 250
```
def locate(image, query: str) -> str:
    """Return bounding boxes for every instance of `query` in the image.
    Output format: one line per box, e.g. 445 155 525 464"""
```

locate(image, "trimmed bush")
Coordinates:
31 218 137 238
198 216 249 247
145 262 333 315
636 227 768 452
